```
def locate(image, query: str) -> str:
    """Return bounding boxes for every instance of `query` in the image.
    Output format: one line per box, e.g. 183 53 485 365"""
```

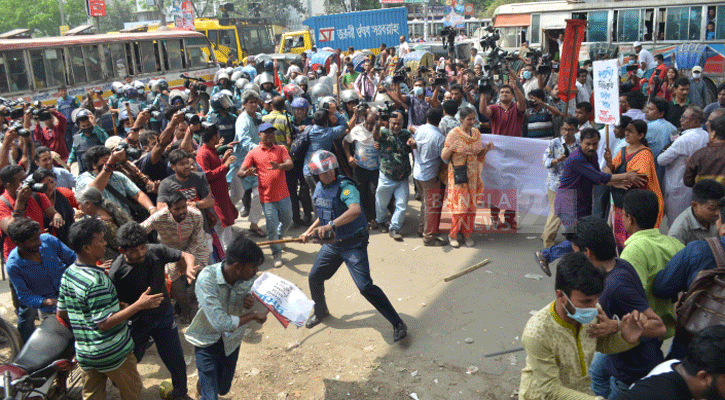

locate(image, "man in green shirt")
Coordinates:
340 62 360 90
57 218 163 400
620 189 684 339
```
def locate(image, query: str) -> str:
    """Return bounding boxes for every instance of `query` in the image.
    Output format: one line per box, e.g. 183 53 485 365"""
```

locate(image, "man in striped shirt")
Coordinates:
57 218 163 400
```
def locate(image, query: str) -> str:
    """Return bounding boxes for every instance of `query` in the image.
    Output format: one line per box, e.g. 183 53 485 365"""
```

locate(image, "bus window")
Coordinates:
163 39 184 71
106 43 128 78
44 49 66 87
615 9 643 42
530 14 540 44
207 30 218 47
6 51 28 92
70 48 88 84
499 27 520 48
220 29 235 47
587 11 608 42
85 45 103 82
137 41 157 74
0 54 8 94
717 5 725 39
30 50 47 89
665 6 701 41
184 37 212 67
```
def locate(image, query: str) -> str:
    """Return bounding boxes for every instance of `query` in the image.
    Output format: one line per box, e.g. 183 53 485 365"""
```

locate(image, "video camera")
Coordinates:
142 105 162 120
0 99 27 120
181 74 207 92
114 141 143 161
26 100 52 121
479 26 501 53
433 71 448 87
441 26 457 51
22 175 47 193
378 101 393 121
392 66 411 84
477 76 495 96
7 121 30 137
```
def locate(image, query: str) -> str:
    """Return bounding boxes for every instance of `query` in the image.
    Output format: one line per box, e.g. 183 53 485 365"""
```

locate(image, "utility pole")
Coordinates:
58 0 65 26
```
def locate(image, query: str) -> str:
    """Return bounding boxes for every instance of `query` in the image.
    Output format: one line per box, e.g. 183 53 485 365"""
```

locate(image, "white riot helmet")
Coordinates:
133 80 145 95
294 75 309 87
231 70 243 82
340 89 360 104
110 81 124 94
258 72 275 86
319 96 337 111
308 83 333 106
307 150 339 175
243 82 260 94
217 72 230 83
235 78 250 90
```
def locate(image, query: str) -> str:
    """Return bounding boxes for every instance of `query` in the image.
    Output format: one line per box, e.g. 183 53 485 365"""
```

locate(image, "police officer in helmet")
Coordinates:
300 150 408 342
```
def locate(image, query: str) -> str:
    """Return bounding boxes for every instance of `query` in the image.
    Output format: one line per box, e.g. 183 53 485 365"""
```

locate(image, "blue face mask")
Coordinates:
523 70 532 80
124 127 132 134
563 293 598 324
413 86 424 96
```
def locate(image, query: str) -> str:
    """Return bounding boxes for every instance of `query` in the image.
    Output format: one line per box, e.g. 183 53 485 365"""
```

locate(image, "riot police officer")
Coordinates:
300 150 407 343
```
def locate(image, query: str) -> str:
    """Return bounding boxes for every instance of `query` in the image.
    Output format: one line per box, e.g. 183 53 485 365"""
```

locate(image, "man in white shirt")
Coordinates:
471 48 485 69
657 106 709 223
634 41 657 71
398 36 410 57
575 69 591 104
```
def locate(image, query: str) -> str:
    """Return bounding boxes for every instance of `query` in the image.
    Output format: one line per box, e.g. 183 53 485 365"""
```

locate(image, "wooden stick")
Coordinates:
443 258 491 282
256 238 304 246
605 124 610 150
484 347 524 358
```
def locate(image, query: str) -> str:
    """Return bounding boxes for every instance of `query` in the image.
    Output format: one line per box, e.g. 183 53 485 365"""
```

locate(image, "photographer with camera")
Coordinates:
81 89 110 121
524 89 563 139
386 78 441 131
354 59 380 102
0 164 64 261
76 145 156 222
67 109 109 173
24 104 69 162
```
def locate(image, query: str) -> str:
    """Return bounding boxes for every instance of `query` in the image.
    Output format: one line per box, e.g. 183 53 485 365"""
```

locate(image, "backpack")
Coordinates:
289 126 310 162
675 236 725 342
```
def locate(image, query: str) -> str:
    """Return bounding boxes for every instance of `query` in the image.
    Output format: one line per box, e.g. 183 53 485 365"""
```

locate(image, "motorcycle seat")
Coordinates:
13 317 74 375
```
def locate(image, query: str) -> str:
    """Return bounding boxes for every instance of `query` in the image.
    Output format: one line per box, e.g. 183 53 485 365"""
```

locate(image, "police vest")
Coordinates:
73 127 104 173
312 176 367 241
56 96 76 120
208 111 236 143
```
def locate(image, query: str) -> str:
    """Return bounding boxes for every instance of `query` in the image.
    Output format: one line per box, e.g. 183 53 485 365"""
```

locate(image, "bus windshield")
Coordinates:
238 25 274 55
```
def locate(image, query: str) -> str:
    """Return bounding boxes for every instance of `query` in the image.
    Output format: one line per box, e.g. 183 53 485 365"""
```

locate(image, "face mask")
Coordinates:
413 86 424 96
523 71 532 80
693 72 702 79
124 127 131 134
563 293 598 324
81 127 93 135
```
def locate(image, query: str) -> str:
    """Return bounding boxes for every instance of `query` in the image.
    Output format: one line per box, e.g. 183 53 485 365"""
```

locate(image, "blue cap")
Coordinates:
258 122 275 132
260 92 273 103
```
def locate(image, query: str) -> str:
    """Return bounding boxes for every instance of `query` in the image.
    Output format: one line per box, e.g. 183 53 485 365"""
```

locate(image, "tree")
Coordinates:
0 0 87 36
98 0 136 32
483 0 529 17
324 0 379 14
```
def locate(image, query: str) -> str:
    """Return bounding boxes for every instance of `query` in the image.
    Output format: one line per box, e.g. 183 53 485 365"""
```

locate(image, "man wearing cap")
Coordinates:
634 42 657 71
260 92 274 116
239 123 293 268
300 150 407 343
689 66 707 108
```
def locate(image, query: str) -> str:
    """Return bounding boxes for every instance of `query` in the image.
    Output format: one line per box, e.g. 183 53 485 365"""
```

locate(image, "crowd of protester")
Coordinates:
0 35 724 400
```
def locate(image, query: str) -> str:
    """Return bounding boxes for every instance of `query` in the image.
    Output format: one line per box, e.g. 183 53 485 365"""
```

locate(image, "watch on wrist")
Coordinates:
328 220 335 229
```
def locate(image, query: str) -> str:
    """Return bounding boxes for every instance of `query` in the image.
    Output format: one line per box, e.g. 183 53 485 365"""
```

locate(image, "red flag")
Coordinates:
273 60 283 93
558 19 587 103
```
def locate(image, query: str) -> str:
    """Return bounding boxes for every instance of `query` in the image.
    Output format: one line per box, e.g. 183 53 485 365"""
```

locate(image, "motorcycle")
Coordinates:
0 316 81 399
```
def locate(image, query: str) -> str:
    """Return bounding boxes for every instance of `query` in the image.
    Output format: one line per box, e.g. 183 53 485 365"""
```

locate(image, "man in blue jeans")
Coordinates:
373 111 413 241
5 218 75 342
184 235 268 400
300 150 407 342
109 221 199 400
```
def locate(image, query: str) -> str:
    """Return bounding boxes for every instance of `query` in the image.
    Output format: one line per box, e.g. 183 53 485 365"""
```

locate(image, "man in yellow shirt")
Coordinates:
519 252 646 400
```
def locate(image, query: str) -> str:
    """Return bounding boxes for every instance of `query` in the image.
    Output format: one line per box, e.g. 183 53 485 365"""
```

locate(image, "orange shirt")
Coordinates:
242 144 291 203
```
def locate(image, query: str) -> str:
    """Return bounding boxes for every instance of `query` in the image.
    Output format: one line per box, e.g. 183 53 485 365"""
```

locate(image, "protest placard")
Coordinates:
593 59 620 126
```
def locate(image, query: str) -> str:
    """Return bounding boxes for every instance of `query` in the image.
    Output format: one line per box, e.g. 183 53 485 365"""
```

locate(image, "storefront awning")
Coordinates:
493 14 531 28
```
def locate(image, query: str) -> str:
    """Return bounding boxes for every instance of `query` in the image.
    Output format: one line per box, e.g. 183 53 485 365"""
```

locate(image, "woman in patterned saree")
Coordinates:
606 119 664 249
441 107 494 248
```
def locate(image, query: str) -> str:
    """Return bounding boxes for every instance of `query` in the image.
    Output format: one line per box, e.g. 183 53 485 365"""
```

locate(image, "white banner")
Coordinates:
480 134 550 218
593 59 620 125
251 272 315 328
